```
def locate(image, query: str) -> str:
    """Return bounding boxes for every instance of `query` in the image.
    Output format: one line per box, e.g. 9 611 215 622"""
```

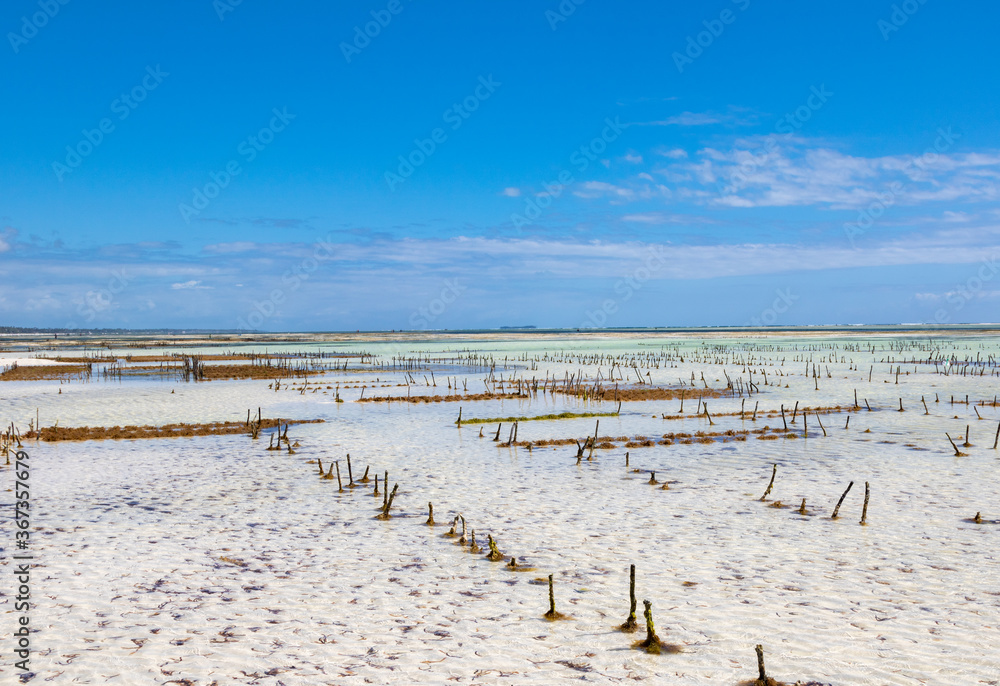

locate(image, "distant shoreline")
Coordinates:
4 323 1000 352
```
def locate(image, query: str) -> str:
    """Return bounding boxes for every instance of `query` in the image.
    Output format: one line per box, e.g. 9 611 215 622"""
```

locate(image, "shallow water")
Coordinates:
2 333 999 684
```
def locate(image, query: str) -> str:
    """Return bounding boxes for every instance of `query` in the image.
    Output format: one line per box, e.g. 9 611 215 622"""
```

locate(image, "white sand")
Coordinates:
1 334 999 684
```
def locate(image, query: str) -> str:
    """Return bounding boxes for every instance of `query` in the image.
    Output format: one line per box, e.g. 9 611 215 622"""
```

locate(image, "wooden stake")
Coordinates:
860 481 870 526
544 574 557 619
640 600 662 651
335 461 343 492
620 564 638 631
755 644 767 683
831 481 853 519
378 484 398 519
946 433 962 456
760 463 777 501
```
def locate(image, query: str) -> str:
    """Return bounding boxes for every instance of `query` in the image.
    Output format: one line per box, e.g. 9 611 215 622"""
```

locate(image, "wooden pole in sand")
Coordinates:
832 481 853 519
860 482 870 525
544 574 557 618
620 564 638 631
760 464 776 501
755 644 768 683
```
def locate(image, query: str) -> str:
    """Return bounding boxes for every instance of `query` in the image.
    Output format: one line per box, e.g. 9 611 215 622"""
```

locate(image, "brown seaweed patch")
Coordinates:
359 392 525 404
1 364 90 381
24 418 323 442
555 385 726 402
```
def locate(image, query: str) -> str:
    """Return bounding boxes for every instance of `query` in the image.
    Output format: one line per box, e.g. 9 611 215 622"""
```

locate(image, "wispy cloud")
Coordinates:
656 137 1000 209
4 226 999 328
620 212 709 225
573 180 671 202
657 148 689 159
204 241 259 254
633 108 758 128
170 280 210 290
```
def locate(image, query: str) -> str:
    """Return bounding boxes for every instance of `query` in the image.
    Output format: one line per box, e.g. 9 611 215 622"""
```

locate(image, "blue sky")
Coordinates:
2 0 1000 330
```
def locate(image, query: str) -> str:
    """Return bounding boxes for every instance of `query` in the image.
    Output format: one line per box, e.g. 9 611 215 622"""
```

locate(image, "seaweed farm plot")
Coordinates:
1 331 999 684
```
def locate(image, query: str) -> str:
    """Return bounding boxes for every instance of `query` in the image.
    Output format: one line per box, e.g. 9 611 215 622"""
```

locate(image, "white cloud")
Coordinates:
204 242 258 254
501 187 521 197
658 148 688 159
171 280 208 290
635 109 758 128
654 138 1000 209
621 213 707 224
573 180 671 202
573 181 636 201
